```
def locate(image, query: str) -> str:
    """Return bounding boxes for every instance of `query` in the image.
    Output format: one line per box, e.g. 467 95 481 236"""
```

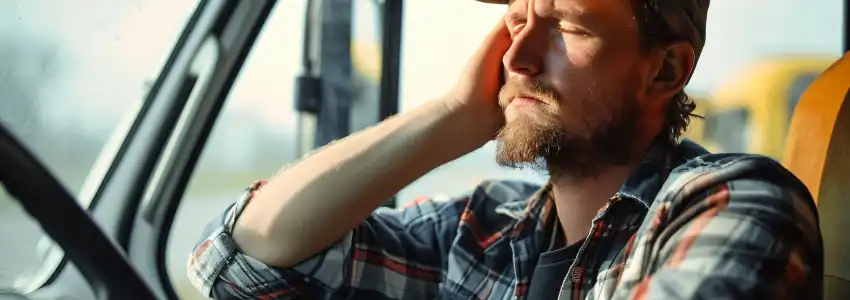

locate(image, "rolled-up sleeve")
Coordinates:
619 177 823 299
186 181 468 299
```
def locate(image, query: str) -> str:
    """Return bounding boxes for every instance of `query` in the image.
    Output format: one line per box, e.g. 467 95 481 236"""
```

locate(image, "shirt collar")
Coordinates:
496 137 710 219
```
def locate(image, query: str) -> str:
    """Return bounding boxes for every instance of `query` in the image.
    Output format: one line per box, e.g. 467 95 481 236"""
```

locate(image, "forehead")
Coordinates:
507 0 636 23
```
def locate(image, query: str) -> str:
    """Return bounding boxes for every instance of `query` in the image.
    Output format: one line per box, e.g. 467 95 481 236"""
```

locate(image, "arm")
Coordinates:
184 99 488 299
188 17 511 298
187 184 470 299
234 98 494 268
620 178 822 299
230 14 511 269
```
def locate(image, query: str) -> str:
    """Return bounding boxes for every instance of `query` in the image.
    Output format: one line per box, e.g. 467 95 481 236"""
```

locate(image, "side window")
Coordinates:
395 1 547 204
350 0 384 133
166 2 306 299
704 108 751 153
0 0 197 293
686 0 841 158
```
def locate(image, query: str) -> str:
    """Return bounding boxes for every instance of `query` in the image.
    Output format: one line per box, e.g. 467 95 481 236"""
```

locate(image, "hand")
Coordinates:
443 17 512 139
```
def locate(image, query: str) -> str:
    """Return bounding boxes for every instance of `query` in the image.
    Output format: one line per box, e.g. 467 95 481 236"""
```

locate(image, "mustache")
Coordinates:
498 77 561 107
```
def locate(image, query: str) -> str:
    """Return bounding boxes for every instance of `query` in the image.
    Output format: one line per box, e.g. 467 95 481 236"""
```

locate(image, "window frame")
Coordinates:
10 0 279 299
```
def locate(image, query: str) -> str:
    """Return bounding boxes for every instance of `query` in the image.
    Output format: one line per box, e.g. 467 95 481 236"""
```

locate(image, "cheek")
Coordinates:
548 64 600 108
542 41 633 123
543 43 600 96
552 74 626 132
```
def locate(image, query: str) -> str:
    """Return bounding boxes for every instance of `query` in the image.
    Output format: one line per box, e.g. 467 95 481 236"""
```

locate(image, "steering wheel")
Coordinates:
0 122 158 300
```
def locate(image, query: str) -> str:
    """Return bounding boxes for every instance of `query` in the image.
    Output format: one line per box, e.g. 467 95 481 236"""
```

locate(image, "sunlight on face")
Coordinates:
494 0 648 178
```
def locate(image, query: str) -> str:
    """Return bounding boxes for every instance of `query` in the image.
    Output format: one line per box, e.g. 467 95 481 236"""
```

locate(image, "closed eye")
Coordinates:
558 25 591 37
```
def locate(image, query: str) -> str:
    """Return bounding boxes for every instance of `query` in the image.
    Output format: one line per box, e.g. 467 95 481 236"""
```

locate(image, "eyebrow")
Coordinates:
554 7 601 27
505 5 604 30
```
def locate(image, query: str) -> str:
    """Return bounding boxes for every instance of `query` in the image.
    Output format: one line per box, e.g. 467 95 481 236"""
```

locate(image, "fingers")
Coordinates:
471 18 512 73
483 17 513 56
452 16 513 105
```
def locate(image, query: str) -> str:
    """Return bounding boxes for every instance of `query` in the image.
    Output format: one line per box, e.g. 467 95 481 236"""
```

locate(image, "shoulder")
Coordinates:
472 179 543 203
620 153 823 299
664 139 810 206
668 152 809 195
661 152 818 231
670 141 804 190
468 179 543 212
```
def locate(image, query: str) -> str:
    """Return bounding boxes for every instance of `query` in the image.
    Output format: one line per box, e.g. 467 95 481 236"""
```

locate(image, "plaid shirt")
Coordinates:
187 140 822 299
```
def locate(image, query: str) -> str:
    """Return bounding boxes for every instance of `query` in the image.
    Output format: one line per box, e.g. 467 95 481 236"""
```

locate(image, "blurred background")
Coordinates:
0 0 844 299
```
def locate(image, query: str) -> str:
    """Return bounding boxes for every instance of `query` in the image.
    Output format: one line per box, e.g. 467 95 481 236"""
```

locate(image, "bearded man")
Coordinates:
188 0 822 299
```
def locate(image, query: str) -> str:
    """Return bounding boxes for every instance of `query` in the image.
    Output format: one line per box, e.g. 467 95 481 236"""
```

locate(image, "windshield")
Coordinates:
0 0 198 292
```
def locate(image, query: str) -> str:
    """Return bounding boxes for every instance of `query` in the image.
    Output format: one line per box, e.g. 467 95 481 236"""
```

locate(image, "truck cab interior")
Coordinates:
0 0 848 299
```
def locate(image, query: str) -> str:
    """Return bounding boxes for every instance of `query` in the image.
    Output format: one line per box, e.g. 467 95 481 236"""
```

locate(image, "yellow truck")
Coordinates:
694 57 835 159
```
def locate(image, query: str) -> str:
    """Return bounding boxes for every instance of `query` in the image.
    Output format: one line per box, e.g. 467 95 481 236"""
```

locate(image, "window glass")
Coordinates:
167 2 306 299
350 0 385 133
0 0 197 292
704 109 751 153
688 0 842 157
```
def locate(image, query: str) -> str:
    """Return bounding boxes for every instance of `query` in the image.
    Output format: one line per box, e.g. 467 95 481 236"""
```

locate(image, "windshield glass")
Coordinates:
0 0 198 292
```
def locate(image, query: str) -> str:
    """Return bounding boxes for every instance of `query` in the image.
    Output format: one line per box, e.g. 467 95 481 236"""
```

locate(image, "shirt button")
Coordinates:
571 267 584 282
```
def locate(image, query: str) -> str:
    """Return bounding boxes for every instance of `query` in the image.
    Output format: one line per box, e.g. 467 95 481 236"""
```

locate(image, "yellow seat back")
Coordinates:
782 52 850 299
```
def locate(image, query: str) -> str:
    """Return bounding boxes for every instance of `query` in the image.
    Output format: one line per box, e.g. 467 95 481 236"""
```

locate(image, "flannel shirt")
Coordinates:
187 139 822 299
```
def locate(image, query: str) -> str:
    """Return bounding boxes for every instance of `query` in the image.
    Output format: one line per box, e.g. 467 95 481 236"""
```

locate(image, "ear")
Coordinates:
645 41 696 103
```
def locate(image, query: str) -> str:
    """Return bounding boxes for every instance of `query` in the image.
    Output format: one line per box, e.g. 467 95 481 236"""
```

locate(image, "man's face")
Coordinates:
495 0 661 178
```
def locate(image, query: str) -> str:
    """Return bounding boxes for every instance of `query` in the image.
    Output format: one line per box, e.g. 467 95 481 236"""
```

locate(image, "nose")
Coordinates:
502 18 547 77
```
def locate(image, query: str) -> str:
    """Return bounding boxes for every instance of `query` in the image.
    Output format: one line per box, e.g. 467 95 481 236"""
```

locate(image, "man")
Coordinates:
187 0 823 299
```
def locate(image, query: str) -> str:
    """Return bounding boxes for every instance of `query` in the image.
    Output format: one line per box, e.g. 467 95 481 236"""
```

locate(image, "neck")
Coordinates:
547 132 659 245
549 163 636 245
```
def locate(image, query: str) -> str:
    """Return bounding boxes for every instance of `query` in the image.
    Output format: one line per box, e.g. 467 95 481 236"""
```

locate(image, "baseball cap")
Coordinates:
473 0 710 66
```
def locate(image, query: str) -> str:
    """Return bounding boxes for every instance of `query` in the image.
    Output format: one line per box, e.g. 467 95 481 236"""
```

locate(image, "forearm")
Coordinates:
232 98 492 267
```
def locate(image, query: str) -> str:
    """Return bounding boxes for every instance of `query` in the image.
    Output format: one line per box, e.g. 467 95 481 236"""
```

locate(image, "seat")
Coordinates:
782 52 850 300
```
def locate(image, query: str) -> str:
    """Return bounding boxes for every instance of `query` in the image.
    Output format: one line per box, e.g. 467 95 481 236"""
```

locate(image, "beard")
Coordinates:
495 76 643 180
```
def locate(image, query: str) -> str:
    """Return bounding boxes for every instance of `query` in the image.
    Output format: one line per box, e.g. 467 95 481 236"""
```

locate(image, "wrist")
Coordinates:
438 96 503 149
